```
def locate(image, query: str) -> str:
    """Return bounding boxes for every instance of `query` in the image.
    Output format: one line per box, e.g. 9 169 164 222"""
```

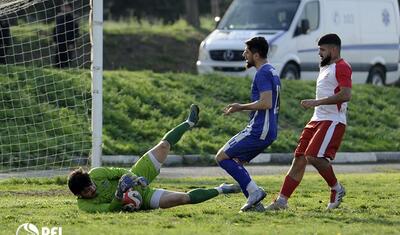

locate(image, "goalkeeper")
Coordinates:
68 104 241 213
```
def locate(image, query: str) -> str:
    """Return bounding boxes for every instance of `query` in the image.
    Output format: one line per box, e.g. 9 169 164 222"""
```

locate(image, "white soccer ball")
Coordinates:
122 189 142 210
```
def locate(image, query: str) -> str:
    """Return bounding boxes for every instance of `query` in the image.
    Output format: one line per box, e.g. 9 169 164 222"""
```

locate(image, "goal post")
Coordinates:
0 0 103 177
91 0 102 168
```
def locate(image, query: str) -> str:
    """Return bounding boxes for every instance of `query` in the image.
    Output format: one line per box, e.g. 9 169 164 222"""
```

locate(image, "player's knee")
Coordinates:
305 155 317 164
149 141 170 162
293 156 308 167
158 140 170 152
214 154 220 162
215 150 228 162
181 194 191 204
173 194 190 205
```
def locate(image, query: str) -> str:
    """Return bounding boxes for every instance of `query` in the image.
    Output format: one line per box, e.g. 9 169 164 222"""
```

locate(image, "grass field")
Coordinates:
1 172 399 235
101 71 400 155
1 67 399 161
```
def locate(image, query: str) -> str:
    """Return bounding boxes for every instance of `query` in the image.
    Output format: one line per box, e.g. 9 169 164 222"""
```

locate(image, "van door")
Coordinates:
294 0 321 80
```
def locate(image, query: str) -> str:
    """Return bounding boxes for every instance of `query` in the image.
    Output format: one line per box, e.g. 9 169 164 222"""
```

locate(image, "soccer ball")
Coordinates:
122 189 142 210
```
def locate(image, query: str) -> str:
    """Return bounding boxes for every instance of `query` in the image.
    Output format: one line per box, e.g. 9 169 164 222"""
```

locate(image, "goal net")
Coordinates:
0 0 94 177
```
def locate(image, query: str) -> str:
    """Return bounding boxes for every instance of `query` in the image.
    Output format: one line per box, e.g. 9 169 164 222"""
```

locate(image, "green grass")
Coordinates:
0 173 399 234
104 17 213 41
0 66 91 168
1 67 399 164
101 70 400 155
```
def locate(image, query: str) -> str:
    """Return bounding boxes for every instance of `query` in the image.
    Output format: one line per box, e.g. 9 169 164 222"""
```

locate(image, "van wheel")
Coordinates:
367 66 386 86
281 63 300 80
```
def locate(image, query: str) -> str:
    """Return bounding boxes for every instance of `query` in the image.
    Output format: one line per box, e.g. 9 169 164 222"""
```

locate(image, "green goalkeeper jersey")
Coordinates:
76 154 160 213
77 167 130 213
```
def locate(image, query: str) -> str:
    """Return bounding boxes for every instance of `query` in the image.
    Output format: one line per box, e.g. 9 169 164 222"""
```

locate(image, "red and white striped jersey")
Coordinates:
311 59 352 125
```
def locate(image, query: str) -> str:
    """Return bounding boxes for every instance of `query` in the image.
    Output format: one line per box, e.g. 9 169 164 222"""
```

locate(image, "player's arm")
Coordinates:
89 167 130 181
301 87 351 109
224 69 274 115
302 62 352 109
223 91 272 115
77 173 139 213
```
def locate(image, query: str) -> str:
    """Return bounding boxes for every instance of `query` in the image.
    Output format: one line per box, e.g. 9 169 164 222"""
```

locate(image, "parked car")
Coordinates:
197 0 400 85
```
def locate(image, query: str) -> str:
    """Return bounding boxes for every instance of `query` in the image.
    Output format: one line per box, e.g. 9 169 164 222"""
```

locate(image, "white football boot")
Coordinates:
327 184 346 209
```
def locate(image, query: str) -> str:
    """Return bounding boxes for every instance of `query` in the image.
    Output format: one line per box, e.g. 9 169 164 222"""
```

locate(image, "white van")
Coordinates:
196 0 400 85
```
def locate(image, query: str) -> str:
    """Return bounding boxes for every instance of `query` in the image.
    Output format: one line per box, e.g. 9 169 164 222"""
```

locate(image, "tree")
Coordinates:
211 0 221 17
185 0 200 28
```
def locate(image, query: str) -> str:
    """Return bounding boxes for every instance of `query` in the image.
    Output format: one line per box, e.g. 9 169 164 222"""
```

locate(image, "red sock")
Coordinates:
280 175 300 198
318 165 337 187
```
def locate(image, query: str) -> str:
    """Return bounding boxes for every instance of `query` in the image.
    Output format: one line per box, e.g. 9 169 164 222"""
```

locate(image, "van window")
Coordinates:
218 0 300 30
295 1 320 35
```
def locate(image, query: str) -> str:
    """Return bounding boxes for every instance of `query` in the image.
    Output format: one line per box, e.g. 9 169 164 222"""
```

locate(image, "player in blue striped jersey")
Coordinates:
215 37 281 212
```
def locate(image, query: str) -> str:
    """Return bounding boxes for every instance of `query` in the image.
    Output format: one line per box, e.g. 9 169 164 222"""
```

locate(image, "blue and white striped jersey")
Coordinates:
247 63 281 140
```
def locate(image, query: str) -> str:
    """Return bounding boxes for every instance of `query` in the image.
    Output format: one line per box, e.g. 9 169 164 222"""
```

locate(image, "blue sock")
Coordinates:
219 159 251 197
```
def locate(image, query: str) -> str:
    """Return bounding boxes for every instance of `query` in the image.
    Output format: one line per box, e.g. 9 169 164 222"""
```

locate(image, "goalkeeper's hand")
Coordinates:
115 174 137 200
115 174 149 200
135 176 149 188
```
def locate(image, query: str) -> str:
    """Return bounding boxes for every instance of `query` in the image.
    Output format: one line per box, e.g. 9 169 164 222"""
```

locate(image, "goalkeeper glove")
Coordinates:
135 176 149 188
115 174 149 200
115 174 136 200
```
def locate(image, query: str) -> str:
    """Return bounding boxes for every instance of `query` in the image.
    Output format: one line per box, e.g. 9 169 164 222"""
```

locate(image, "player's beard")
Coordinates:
320 54 331 67
246 60 255 69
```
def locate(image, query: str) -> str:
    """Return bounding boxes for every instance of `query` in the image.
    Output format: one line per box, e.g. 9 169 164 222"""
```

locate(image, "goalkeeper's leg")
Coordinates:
131 104 199 184
155 183 240 209
147 104 199 165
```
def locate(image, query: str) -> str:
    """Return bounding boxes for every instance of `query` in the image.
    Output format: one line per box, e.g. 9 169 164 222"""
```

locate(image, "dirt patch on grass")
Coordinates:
0 189 70 196
104 34 202 73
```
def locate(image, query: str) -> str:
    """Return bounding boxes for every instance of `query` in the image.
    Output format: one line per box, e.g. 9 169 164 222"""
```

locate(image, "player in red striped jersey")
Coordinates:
266 33 351 211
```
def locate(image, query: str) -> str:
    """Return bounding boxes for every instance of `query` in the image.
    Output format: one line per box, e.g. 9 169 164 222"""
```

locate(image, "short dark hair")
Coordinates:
318 33 341 48
245 36 269 58
68 168 92 195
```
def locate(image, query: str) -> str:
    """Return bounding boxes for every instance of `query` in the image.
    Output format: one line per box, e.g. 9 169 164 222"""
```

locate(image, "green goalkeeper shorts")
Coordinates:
129 153 163 210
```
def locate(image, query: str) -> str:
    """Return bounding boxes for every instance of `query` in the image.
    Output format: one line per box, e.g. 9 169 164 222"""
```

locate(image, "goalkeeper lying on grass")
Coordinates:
67 104 241 213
